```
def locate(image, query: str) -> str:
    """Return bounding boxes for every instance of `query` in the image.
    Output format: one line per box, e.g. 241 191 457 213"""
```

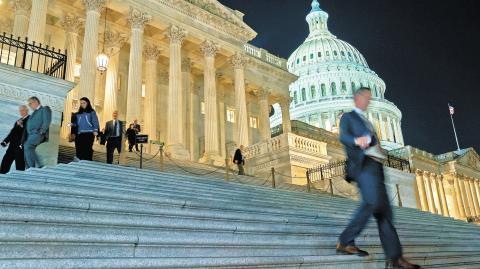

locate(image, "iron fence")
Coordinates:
0 32 67 79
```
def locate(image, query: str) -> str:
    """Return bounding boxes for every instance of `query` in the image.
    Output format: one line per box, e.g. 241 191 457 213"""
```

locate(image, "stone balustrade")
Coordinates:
244 43 287 70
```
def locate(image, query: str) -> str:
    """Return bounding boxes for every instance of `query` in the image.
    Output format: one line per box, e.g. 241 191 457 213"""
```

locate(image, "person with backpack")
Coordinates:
70 97 99 161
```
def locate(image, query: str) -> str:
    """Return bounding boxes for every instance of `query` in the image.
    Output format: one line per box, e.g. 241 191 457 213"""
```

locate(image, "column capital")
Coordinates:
257 88 270 99
127 7 151 30
200 39 218 57
182 57 193 73
143 44 161 61
82 0 107 12
278 95 293 108
61 14 84 34
230 52 247 69
10 0 31 14
104 29 127 55
166 24 187 45
415 169 423 176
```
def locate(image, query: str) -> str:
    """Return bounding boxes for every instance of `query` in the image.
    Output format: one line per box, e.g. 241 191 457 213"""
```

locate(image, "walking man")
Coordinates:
233 145 245 175
23 97 52 169
336 87 420 269
104 111 124 164
0 105 30 173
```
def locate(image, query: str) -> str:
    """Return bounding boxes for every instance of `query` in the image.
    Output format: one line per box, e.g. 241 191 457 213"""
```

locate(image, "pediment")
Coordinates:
457 148 480 170
175 0 257 42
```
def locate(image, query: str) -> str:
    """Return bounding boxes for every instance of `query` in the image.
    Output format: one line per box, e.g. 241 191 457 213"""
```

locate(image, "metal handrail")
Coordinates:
0 32 67 79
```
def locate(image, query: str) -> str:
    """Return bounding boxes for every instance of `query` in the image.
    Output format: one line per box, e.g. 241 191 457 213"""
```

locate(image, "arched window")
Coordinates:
321 84 327 97
326 51 330 57
296 58 300 64
351 82 356 94
310 53 314 59
293 92 298 104
303 56 306 62
341 82 347 94
318 52 322 58
310 85 316 99
331 82 337 96
333 51 338 57
341 51 345 57
301 88 306 101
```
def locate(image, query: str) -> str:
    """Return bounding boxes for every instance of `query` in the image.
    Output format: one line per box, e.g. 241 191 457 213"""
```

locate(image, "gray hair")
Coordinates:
354 87 371 96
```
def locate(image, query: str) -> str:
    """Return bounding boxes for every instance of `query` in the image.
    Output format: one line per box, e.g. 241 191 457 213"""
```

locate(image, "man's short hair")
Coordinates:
28 96 41 104
354 87 371 96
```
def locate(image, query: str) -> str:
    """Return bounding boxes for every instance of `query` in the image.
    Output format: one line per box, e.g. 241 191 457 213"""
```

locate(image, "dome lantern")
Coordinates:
306 0 331 38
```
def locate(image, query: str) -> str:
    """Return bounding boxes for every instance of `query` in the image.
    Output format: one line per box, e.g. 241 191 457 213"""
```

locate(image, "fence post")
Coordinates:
139 144 143 169
396 184 402 207
159 145 164 172
329 178 334 196
271 167 276 188
306 170 311 193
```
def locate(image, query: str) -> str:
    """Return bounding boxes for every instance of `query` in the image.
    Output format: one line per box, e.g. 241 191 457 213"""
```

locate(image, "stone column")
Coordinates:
395 119 405 145
11 0 31 38
423 172 436 213
454 175 467 219
415 170 429 212
199 39 222 165
258 88 271 140
189 86 200 161
101 30 126 128
378 113 386 141
79 0 106 103
230 52 249 147
386 116 395 142
142 44 161 145
468 178 480 216
165 25 190 159
437 175 450 217
125 7 151 126
475 180 480 214
464 177 476 217
182 58 193 150
459 176 472 217
60 14 83 139
279 96 292 133
431 175 443 215
26 0 48 43
217 85 226 159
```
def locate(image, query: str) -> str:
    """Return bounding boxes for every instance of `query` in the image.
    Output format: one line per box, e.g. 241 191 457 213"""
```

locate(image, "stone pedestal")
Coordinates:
0 64 74 168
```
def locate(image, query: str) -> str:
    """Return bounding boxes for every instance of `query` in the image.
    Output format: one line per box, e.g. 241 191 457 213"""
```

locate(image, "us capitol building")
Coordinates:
271 0 403 150
0 0 479 224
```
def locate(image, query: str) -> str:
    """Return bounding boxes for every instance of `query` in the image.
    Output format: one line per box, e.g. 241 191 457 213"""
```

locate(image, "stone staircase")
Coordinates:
0 161 479 268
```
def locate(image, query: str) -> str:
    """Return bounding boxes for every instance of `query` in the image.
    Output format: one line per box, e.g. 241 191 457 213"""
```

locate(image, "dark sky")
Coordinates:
218 0 480 155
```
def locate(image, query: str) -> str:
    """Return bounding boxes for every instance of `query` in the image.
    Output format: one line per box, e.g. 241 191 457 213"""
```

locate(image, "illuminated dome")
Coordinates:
272 0 405 150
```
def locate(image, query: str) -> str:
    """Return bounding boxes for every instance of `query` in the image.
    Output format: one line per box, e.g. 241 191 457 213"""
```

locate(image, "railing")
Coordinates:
307 155 411 183
0 32 67 79
244 43 287 70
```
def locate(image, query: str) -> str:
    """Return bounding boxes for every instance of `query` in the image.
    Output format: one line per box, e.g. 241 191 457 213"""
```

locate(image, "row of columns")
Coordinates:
10 1 285 161
415 170 480 220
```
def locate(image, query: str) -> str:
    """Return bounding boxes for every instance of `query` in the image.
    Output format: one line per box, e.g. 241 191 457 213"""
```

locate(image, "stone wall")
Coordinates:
0 64 74 168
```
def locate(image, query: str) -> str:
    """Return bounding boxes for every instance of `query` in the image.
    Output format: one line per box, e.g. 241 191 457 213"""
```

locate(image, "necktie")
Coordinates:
113 121 118 137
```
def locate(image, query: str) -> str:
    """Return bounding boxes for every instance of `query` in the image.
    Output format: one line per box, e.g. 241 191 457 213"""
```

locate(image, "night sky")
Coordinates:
218 0 480 155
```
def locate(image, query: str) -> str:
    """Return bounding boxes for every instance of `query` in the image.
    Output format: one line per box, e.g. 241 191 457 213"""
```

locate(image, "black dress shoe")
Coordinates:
336 243 369 257
385 257 421 269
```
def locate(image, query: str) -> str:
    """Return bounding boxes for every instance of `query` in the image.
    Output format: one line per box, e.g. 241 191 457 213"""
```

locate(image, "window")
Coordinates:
226 108 235 123
310 53 314 59
318 52 322 58
293 92 298 104
331 82 337 96
296 58 300 64
341 82 347 94
301 88 306 101
141 84 146 98
341 51 345 57
321 84 327 97
326 51 330 57
310 85 316 99
201 102 205 114
333 51 338 56
249 116 258 129
351 82 356 94
303 55 306 62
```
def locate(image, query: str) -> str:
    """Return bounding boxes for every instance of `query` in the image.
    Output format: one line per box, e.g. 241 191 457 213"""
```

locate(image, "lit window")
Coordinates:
141 84 146 97
226 108 235 123
249 116 258 128
201 102 205 114
74 63 81 77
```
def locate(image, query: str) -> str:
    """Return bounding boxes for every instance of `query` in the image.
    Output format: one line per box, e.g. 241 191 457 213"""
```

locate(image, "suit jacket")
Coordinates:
26 106 52 144
339 111 379 182
233 149 245 165
2 115 29 147
104 120 125 140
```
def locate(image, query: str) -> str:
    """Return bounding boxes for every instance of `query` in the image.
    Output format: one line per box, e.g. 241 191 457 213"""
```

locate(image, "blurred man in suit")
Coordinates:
0 105 30 173
24 97 51 169
104 111 124 164
336 87 420 269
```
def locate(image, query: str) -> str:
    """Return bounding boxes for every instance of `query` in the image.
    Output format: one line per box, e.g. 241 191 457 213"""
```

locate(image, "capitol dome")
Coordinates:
272 0 405 150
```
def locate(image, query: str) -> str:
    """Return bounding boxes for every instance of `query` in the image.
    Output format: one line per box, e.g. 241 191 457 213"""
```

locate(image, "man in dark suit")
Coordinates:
104 111 124 164
132 119 141 151
0 105 30 173
24 96 52 169
336 87 420 269
233 145 245 175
